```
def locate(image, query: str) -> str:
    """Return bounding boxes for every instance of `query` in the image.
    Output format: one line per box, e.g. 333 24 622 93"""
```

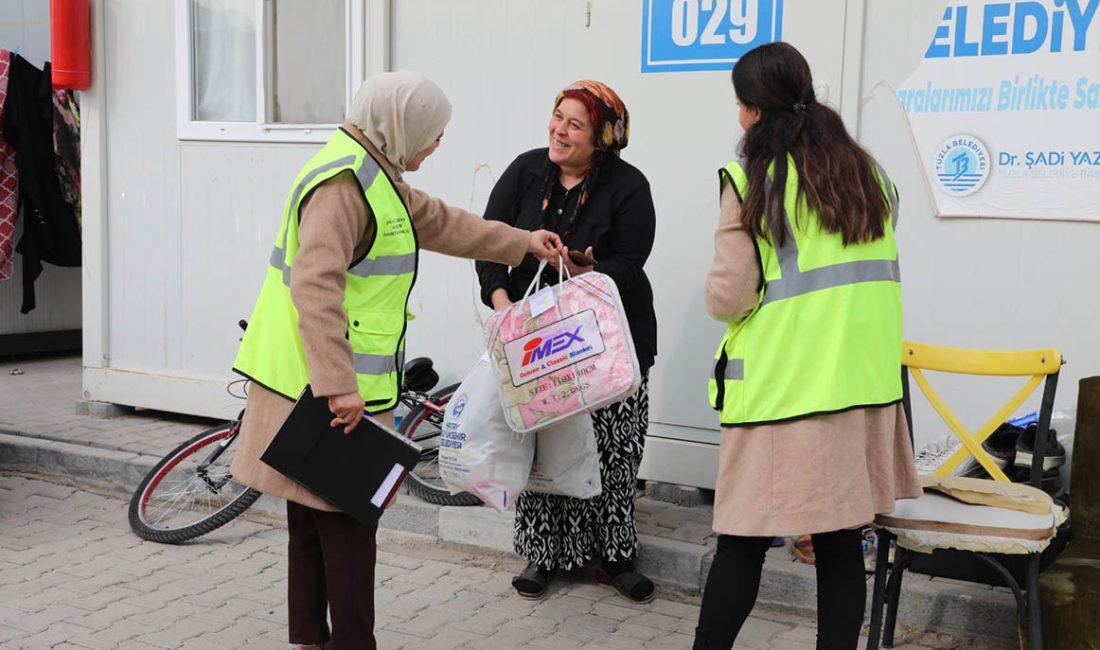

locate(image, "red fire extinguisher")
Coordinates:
50 0 91 90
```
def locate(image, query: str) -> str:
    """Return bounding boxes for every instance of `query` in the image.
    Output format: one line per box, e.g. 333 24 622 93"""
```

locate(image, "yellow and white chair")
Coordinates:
867 342 1065 650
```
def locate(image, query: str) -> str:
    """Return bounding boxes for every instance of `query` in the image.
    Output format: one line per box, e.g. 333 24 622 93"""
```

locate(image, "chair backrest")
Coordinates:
1072 376 1100 540
902 341 1062 488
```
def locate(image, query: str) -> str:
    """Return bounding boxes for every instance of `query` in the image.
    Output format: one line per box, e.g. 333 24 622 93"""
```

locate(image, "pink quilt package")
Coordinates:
486 267 641 433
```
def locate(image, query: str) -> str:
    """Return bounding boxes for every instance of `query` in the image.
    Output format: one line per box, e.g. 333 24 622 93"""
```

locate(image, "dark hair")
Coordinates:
732 42 888 247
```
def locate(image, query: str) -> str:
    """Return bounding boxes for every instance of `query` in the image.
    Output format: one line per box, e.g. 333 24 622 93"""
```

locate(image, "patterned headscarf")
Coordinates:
555 80 630 154
540 80 630 240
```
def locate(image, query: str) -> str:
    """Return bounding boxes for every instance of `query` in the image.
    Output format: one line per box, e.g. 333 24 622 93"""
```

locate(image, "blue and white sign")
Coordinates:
934 135 992 196
899 0 1100 221
641 0 784 73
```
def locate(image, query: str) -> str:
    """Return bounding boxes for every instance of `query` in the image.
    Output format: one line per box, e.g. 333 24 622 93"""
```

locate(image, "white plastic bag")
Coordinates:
485 258 641 433
438 353 535 512
525 415 602 499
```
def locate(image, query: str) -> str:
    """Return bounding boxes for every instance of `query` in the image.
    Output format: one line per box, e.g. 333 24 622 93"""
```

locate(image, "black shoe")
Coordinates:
1014 424 1066 471
1010 466 1065 498
596 566 656 603
981 423 1023 468
512 562 550 600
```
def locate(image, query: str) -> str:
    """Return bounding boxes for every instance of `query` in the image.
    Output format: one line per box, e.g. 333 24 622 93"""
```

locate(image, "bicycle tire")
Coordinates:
399 383 483 506
129 422 262 544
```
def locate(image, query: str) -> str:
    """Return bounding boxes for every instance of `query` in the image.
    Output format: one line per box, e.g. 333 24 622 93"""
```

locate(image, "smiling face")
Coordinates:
547 98 597 171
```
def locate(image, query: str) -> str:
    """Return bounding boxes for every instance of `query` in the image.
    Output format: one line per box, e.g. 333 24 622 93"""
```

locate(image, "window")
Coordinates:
176 0 388 142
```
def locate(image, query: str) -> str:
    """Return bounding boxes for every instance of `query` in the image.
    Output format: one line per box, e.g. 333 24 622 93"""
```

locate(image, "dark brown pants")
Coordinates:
287 501 377 649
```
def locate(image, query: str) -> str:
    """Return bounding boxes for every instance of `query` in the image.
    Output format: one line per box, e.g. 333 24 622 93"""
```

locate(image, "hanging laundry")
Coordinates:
52 89 80 227
2 53 81 313
0 49 17 281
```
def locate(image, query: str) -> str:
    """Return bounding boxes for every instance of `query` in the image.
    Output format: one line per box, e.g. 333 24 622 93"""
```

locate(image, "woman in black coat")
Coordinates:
476 79 658 603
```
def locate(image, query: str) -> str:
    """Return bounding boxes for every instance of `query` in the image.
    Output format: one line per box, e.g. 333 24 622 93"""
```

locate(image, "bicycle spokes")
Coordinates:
130 424 260 542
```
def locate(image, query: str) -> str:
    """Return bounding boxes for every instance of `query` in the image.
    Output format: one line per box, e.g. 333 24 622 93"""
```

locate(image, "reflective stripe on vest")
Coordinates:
267 237 417 282
234 128 417 410
349 252 418 277
708 157 903 426
722 358 744 381
759 158 901 305
355 350 406 376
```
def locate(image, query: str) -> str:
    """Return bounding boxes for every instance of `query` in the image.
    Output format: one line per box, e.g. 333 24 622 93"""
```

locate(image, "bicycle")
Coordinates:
128 327 481 544
127 410 260 544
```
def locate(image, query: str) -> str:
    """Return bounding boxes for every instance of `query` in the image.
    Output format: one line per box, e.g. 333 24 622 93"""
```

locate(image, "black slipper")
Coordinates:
596 567 656 603
512 561 550 600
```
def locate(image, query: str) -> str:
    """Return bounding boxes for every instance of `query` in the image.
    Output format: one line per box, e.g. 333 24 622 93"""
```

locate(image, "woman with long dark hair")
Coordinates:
693 42 921 650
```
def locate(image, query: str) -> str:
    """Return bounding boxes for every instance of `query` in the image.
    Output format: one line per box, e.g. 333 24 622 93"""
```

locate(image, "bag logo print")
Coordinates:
521 327 586 366
450 393 467 419
503 310 606 386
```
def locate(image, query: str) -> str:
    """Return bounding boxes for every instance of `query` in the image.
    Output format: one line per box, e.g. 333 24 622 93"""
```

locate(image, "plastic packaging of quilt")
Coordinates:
486 271 641 434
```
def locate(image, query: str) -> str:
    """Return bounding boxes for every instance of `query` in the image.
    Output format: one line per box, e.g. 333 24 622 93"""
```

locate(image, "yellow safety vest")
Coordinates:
708 157 902 425
234 128 417 411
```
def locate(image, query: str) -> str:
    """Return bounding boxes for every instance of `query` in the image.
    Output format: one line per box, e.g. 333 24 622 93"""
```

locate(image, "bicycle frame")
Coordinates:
195 410 245 493
398 391 443 414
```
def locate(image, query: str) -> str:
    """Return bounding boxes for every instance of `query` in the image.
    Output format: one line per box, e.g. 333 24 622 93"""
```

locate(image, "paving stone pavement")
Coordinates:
0 472 1016 650
0 355 212 459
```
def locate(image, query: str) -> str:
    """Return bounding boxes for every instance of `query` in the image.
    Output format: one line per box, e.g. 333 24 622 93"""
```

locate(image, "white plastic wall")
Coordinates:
83 0 1098 488
858 0 1098 450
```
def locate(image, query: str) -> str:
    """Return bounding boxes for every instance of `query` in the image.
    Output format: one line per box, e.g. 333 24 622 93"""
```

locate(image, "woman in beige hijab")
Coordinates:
230 71 562 650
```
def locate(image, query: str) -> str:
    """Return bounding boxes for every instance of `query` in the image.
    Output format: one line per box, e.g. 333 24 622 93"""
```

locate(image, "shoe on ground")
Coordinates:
596 566 655 603
512 561 550 600
1010 465 1065 498
981 423 1023 468
1014 424 1066 471
786 535 815 565
914 437 979 476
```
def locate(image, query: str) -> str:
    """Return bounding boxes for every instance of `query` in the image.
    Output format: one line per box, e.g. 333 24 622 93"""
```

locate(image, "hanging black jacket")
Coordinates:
2 53 81 313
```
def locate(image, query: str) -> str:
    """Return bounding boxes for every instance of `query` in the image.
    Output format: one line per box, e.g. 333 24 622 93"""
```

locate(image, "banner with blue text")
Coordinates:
899 0 1100 221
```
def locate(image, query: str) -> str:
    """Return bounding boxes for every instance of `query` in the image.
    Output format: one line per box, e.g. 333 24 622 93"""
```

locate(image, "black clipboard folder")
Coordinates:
260 385 422 524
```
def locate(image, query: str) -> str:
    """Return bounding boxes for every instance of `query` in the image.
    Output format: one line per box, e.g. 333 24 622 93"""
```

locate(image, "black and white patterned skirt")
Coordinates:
513 374 649 571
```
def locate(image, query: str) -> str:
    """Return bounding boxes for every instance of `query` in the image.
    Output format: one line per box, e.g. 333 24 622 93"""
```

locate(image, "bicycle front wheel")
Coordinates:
129 422 261 543
399 383 482 506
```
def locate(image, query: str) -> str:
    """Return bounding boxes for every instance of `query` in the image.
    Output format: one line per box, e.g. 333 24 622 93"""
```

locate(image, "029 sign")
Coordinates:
642 0 784 73
672 0 762 46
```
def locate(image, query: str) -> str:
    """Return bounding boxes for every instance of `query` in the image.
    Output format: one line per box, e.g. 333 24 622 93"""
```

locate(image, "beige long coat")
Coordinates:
229 124 531 511
706 184 922 536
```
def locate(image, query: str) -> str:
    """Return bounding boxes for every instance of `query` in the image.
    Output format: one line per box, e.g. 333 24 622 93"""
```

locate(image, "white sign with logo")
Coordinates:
502 309 606 387
898 0 1100 221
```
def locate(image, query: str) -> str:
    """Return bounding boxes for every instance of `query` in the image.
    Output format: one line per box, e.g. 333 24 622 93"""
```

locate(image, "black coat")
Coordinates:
476 148 657 370
3 54 81 313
